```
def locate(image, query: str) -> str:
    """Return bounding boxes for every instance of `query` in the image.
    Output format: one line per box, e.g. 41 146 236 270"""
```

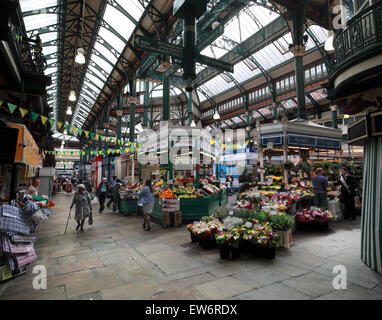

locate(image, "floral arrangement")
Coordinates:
295 208 331 223
186 220 224 238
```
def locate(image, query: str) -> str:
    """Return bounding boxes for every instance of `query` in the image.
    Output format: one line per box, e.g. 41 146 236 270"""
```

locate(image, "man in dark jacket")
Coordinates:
107 176 117 209
84 179 92 193
112 179 122 213
96 177 109 214
337 167 357 221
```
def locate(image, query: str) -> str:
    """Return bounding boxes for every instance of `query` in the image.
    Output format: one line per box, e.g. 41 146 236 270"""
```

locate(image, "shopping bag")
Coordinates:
90 193 95 200
91 197 98 205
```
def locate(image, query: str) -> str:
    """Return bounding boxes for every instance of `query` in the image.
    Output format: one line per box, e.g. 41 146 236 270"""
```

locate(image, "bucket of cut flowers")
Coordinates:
186 220 224 249
186 224 199 242
251 223 280 259
215 232 232 259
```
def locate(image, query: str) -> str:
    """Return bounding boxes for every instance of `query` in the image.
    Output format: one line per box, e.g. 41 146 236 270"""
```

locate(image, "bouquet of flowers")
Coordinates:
187 220 224 238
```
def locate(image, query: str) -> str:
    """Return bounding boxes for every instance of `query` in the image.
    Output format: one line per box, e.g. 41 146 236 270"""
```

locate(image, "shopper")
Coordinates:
111 179 122 213
84 179 92 193
70 184 92 231
312 168 328 209
337 167 357 221
138 179 155 231
106 176 117 209
96 177 110 214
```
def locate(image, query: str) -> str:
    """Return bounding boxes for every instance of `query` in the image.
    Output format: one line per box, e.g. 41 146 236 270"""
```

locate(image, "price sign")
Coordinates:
228 211 234 216
1 266 12 281
267 142 273 149
268 178 273 184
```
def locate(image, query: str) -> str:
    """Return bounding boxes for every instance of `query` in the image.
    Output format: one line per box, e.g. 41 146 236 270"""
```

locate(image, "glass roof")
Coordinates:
20 1 329 132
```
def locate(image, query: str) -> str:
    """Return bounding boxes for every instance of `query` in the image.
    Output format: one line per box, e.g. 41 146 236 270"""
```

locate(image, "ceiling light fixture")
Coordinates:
213 111 220 120
69 90 76 102
191 120 196 127
75 48 85 64
66 106 72 115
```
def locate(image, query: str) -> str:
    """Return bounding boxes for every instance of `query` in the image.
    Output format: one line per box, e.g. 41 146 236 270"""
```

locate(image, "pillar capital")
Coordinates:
128 96 139 104
330 105 339 112
115 110 123 117
289 44 306 57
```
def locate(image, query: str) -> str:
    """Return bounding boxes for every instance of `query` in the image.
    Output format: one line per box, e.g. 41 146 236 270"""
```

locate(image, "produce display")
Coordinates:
173 186 202 198
159 188 176 199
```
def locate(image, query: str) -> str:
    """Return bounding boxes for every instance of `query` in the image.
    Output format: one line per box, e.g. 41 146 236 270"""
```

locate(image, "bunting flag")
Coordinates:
105 137 109 142
0 100 3 106
8 103 18 114
65 124 71 132
101 135 104 141
84 130 89 137
78 129 83 136
116 149 120 154
117 139 120 145
121 148 125 153
57 121 63 129
98 151 102 155
19 108 28 118
95 134 99 140
102 150 107 155
121 140 124 146
90 132 95 139
44 150 48 154
210 139 215 145
31 112 40 123
82 151 85 155
72 126 77 135
49 119 55 127
41 115 48 125
107 150 111 155
111 149 115 154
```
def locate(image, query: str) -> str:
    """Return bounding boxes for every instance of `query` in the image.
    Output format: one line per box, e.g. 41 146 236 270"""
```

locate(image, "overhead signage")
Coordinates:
134 34 184 60
197 54 233 73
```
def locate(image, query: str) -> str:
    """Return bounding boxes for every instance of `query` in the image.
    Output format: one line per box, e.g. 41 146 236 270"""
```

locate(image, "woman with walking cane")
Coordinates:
69 184 93 231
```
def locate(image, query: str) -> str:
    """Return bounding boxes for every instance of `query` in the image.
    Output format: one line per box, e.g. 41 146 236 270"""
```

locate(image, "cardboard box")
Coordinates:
276 229 293 248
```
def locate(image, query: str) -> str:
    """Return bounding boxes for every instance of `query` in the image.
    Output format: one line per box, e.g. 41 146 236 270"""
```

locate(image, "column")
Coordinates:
143 80 149 128
128 79 136 142
256 120 264 183
116 93 122 141
188 91 193 125
290 44 307 120
330 105 339 129
162 73 170 121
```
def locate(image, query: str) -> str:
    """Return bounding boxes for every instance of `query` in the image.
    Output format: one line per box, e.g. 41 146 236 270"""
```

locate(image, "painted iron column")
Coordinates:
188 91 193 125
143 80 149 128
330 105 339 129
162 73 170 121
116 93 122 141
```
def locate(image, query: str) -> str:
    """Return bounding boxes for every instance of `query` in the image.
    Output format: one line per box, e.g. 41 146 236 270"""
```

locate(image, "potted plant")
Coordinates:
269 214 294 248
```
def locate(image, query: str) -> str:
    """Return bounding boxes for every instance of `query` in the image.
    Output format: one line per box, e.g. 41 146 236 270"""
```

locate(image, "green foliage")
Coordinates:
236 209 256 221
268 214 295 231
265 165 283 176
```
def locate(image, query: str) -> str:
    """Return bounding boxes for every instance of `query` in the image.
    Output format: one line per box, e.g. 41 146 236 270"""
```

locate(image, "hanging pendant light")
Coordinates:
66 106 72 115
191 120 196 127
213 111 220 120
75 47 85 64
69 90 76 102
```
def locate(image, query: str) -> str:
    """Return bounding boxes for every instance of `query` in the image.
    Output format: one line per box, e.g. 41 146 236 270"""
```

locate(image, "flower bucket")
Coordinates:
230 246 241 259
198 237 215 250
190 231 198 243
218 243 230 259
262 246 276 259
240 239 254 254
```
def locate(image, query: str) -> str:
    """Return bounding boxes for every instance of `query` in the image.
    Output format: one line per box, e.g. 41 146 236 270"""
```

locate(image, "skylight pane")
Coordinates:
98 27 125 53
40 32 57 43
103 5 135 41
88 65 107 81
115 0 146 21
90 53 113 74
94 42 118 65
42 46 57 55
24 14 57 31
86 73 105 90
20 0 58 12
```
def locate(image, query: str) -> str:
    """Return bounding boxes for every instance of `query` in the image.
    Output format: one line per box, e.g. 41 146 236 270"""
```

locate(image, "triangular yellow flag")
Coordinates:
116 149 120 154
210 139 215 145
57 121 62 129
105 137 109 142
84 130 89 137
0 100 3 106
40 115 48 125
72 126 77 134
19 108 28 118
107 150 111 155
95 134 99 140
82 151 85 155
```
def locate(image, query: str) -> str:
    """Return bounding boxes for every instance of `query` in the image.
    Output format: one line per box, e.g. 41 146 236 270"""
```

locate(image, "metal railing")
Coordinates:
333 1 382 66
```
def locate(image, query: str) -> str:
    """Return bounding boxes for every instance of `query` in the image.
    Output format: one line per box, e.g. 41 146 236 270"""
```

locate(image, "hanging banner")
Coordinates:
19 107 28 118
7 103 17 114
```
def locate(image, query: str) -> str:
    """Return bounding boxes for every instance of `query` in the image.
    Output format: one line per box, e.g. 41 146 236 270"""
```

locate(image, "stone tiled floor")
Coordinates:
1 193 382 300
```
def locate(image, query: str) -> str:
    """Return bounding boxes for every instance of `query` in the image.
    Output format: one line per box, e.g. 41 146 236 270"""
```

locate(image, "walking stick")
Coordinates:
64 208 71 234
